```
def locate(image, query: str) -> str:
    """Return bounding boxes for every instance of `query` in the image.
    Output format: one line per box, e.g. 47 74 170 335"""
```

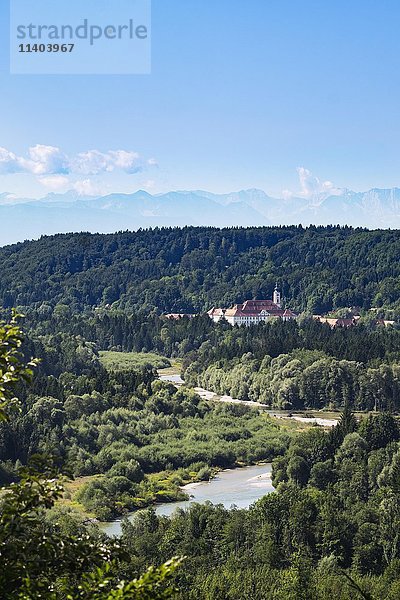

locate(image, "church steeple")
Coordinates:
273 282 281 307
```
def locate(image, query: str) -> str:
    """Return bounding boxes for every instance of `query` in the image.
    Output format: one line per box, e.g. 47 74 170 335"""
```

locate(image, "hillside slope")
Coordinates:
0 226 399 315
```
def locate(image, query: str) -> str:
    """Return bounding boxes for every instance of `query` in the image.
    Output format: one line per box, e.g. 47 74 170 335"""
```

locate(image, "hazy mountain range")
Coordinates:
1 186 400 247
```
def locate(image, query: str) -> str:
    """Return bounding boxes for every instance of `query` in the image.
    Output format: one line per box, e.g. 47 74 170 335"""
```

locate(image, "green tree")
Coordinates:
0 314 182 599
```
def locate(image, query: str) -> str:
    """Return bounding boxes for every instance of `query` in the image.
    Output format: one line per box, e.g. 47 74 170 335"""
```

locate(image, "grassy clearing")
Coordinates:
270 415 314 433
60 475 100 516
157 360 182 376
59 467 216 521
99 351 171 371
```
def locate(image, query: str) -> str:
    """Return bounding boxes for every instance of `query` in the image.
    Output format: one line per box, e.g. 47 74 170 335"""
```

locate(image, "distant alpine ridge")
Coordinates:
1 186 400 246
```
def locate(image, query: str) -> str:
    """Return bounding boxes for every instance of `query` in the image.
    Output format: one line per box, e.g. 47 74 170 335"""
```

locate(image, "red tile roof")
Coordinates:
209 300 297 319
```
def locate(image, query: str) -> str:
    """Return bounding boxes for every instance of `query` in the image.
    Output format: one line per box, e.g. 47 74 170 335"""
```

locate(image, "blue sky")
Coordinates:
1 0 400 198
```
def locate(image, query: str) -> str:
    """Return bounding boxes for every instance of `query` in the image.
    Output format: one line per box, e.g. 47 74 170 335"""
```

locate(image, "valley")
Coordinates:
1 225 400 598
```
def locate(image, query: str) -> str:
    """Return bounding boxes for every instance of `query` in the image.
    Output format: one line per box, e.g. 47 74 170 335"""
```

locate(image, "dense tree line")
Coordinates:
186 348 400 411
1 226 400 315
178 316 400 366
17 308 400 366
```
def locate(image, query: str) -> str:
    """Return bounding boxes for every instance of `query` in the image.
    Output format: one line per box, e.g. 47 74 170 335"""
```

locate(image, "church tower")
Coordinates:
273 283 281 307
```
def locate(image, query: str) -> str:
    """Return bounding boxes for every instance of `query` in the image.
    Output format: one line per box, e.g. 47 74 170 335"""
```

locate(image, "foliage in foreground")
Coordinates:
0 314 182 599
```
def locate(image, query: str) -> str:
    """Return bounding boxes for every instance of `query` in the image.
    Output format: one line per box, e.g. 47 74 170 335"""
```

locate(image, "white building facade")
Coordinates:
208 287 297 326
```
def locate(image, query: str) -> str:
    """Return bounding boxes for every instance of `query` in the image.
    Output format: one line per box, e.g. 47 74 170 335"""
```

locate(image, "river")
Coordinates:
159 373 339 427
100 371 338 537
100 463 274 537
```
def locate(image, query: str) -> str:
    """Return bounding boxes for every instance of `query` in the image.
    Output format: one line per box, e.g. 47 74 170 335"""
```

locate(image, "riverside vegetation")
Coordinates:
0 329 290 520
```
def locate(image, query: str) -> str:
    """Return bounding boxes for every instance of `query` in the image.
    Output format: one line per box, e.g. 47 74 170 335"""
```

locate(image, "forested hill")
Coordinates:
1 225 400 315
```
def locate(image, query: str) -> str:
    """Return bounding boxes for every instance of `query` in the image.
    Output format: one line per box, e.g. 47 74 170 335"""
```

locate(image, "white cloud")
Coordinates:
0 147 24 174
74 150 111 175
0 145 157 190
23 145 70 175
142 179 157 191
73 179 105 196
284 167 343 203
38 175 70 190
74 149 142 175
0 145 70 176
109 150 141 174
